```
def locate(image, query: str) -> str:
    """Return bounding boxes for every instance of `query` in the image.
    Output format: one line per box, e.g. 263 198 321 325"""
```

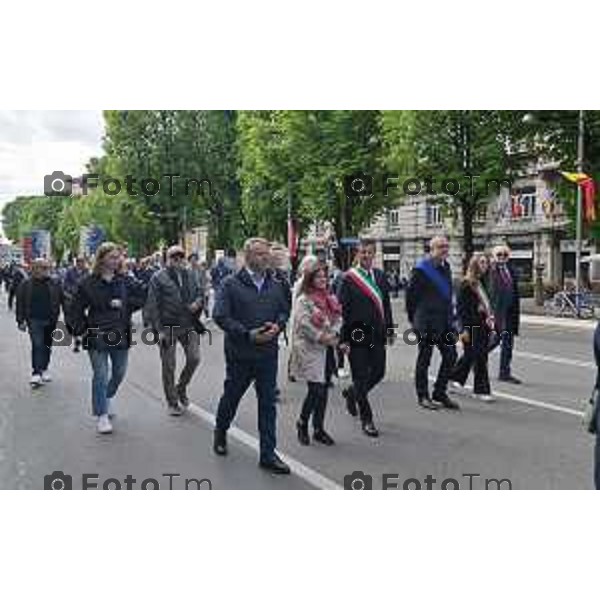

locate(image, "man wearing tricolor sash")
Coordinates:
338 240 394 437
406 236 459 411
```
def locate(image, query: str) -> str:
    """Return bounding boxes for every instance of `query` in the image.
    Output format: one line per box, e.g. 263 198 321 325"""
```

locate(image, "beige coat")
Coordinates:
288 293 341 383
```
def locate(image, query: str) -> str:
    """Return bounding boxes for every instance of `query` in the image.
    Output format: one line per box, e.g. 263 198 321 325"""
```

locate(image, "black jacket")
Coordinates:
68 273 146 350
338 267 394 344
16 277 64 325
456 280 494 339
213 268 290 361
487 262 520 335
406 259 454 334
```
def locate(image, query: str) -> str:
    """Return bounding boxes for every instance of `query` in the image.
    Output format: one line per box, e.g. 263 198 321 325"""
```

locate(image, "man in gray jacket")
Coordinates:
144 245 205 416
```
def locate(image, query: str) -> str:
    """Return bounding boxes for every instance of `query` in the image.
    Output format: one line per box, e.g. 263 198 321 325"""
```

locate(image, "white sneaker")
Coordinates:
475 394 494 402
97 414 113 434
337 368 350 379
30 374 43 387
41 371 52 383
450 381 465 394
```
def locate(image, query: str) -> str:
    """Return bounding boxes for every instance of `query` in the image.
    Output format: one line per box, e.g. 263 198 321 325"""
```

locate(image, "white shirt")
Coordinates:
245 267 265 292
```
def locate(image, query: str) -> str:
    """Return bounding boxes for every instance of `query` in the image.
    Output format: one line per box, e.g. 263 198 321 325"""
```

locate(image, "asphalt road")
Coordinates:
0 290 596 490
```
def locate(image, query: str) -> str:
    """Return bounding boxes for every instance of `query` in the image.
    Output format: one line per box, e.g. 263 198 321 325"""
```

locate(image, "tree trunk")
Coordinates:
461 198 475 273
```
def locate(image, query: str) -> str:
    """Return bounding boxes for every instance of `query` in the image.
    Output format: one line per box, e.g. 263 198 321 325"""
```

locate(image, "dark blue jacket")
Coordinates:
406 258 454 334
213 268 290 361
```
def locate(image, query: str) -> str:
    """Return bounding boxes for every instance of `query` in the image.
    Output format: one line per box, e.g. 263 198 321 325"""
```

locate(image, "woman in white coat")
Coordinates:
289 262 347 446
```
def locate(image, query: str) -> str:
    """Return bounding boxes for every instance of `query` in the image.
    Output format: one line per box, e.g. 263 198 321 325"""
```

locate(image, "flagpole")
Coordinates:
575 109 584 317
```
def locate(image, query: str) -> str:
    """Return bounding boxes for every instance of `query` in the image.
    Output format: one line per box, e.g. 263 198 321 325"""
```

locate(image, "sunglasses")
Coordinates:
170 254 185 260
496 253 508 258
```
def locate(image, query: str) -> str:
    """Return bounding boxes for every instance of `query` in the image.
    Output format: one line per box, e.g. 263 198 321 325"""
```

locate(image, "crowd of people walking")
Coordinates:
2 233 530 477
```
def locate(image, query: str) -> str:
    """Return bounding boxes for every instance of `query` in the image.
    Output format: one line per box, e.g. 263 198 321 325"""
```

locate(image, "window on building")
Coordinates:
426 204 442 227
387 209 400 229
474 204 487 223
512 188 536 219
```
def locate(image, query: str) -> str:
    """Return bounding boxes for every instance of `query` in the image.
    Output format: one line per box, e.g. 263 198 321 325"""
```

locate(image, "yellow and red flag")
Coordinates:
560 171 597 222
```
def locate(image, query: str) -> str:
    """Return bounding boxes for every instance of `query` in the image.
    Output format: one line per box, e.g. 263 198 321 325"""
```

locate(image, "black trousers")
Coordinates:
300 348 336 430
450 328 491 394
348 344 386 423
415 337 456 399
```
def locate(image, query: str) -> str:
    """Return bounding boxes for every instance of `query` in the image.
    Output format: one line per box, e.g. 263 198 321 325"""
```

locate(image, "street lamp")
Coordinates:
575 110 585 317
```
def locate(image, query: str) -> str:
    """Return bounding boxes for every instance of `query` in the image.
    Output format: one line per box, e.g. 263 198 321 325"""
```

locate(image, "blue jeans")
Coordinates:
28 318 52 375
88 348 129 416
216 353 278 463
499 330 514 378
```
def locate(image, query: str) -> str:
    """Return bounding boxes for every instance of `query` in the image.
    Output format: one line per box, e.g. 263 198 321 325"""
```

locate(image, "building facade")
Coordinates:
358 175 595 287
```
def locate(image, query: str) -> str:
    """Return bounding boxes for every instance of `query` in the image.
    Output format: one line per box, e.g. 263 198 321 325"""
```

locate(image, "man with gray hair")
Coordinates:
212 237 291 474
487 244 521 383
406 235 459 410
144 245 205 416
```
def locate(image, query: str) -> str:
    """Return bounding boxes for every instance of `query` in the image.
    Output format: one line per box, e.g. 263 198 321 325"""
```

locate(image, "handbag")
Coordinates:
583 387 599 435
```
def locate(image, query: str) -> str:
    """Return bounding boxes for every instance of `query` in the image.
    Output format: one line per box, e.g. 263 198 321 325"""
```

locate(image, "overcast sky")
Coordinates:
0 110 105 238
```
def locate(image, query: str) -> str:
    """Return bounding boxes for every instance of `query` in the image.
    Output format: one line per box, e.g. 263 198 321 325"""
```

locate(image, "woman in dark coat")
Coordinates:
450 253 495 402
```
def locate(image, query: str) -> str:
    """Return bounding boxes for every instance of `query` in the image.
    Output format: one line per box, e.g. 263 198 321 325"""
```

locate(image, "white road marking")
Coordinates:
186 403 343 490
442 378 585 417
513 350 594 369
521 315 597 330
491 389 585 417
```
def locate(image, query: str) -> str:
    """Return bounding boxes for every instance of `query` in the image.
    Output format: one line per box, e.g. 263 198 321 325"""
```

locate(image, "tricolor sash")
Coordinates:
346 267 385 319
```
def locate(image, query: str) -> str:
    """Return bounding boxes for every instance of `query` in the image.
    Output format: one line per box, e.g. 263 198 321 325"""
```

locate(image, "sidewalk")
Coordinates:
391 294 598 330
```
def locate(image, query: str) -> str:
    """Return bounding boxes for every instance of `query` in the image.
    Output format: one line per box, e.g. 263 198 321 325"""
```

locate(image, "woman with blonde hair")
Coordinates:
69 242 146 433
289 262 345 445
449 252 495 402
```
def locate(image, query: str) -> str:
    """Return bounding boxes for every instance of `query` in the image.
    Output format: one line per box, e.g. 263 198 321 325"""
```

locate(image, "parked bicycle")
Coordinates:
544 290 595 319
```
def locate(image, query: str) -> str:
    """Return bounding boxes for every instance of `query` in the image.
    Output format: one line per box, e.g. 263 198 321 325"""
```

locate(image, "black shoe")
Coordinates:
259 455 291 475
499 374 521 384
213 428 228 456
342 387 358 417
296 420 310 445
418 396 439 411
176 385 190 407
313 429 335 446
432 392 460 410
168 403 184 416
362 421 379 437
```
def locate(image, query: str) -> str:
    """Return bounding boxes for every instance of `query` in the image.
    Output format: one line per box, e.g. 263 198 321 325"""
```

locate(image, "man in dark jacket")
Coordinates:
406 236 459 410
8 262 28 311
144 245 205 416
16 258 64 387
212 237 291 474
339 240 394 437
487 244 521 383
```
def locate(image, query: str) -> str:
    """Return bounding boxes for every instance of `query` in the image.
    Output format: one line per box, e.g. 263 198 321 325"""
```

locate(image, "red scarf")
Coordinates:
308 289 342 328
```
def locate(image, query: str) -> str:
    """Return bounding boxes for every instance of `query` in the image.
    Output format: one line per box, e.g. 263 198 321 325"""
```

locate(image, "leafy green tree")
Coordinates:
382 110 520 267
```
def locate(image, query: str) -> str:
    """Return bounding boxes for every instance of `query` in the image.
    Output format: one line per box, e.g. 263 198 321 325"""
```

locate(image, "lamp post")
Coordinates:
575 109 585 317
